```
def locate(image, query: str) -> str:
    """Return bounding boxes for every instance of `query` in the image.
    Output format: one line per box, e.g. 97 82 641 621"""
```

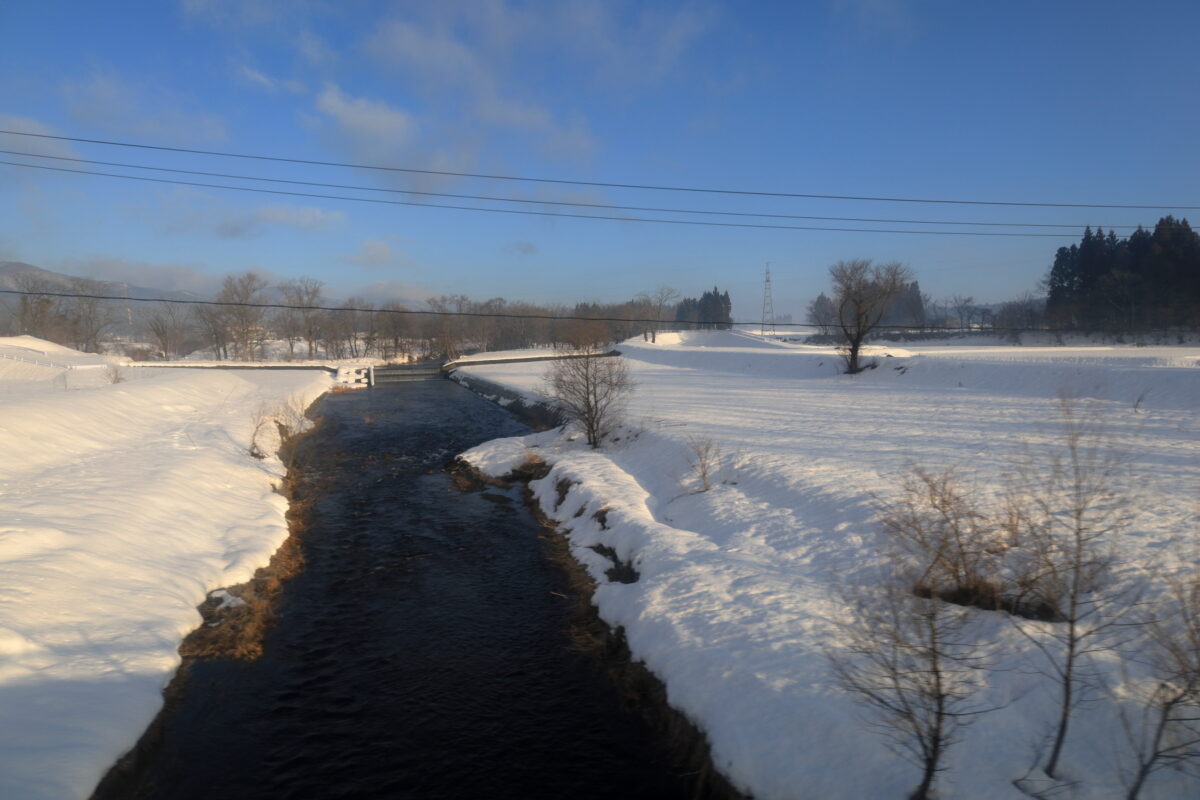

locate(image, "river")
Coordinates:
98 380 692 799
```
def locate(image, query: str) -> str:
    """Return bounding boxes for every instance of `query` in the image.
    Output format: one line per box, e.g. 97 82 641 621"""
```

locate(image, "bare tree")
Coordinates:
217 271 269 361
377 301 411 362
61 277 114 353
830 577 992 800
1006 397 1135 779
805 292 836 335
193 303 230 360
950 295 976 330
544 350 634 449
637 285 679 343
279 277 324 360
13 273 62 340
426 295 467 359
145 301 190 359
1122 575 1200 799
829 259 914 373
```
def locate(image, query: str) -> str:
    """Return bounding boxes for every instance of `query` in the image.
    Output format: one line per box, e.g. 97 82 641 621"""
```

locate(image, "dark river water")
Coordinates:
107 381 691 799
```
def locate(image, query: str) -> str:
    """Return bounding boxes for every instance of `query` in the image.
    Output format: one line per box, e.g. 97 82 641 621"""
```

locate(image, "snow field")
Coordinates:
0 342 330 800
460 330 1200 799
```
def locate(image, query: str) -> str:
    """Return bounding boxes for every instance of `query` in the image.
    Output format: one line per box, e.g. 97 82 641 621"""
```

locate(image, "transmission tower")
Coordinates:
760 262 776 337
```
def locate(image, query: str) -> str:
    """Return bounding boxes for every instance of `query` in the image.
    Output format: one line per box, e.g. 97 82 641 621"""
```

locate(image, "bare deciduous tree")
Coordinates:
279 277 324 360
63 278 114 353
830 578 992 800
544 351 634 449
806 292 836 335
193 303 230 360
146 301 190 359
829 259 914 373
637 285 679 343
1122 575 1200 799
950 295 976 330
217 271 269 361
1006 397 1135 779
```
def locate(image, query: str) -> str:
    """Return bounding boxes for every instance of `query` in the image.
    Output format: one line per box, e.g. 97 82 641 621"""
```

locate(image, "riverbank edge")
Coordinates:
449 373 750 800
89 404 326 800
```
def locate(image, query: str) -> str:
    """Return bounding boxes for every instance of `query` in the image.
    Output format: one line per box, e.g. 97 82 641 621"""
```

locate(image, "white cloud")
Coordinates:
315 83 417 159
831 0 921 40
180 0 299 29
212 205 346 238
153 189 346 238
342 239 407 269
504 240 538 255
0 115 79 159
62 71 227 143
365 14 596 161
341 278 434 306
296 29 337 66
237 65 278 92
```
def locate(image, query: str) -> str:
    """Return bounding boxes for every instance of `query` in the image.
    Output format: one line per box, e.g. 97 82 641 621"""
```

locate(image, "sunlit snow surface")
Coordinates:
0 337 330 800
460 331 1200 800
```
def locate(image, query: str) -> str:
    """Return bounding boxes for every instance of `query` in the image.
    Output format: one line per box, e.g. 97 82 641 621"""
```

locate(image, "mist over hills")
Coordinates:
0 261 204 302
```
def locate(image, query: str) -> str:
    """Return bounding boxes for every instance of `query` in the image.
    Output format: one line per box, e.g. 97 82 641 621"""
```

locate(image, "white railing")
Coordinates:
0 351 103 370
335 365 374 387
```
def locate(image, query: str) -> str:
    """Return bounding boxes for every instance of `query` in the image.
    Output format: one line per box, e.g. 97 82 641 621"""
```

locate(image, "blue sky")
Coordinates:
1 0 1197 321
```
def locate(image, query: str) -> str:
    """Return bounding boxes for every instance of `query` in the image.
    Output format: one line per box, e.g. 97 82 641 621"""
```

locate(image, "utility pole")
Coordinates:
760 262 776 337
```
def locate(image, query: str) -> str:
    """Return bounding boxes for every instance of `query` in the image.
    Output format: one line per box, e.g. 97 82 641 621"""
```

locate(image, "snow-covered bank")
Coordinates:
458 331 1200 799
0 337 330 800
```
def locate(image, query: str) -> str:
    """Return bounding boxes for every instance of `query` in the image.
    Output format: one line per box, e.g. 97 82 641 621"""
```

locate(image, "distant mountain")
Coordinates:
0 262 206 302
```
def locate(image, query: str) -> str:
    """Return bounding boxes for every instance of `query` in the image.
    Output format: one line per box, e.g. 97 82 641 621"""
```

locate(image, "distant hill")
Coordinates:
0 262 205 302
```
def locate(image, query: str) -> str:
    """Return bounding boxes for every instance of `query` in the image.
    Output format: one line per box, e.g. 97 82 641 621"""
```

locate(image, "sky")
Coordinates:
1 0 1198 322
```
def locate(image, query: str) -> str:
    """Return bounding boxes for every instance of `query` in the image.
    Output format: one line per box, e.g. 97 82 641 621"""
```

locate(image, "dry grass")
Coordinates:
178 494 311 660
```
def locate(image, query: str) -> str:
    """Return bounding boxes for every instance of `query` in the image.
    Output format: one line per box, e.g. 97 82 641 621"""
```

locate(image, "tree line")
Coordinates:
1045 217 1199 330
0 271 735 362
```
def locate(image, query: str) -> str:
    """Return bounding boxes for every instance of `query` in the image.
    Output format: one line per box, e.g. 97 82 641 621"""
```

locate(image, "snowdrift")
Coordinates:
460 331 1200 800
0 340 330 800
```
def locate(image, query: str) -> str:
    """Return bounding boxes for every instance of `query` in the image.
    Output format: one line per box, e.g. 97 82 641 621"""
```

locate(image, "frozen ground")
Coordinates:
459 330 1200 800
0 336 330 800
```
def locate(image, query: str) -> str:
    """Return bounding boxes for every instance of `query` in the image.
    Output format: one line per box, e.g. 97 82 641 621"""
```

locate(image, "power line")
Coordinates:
1 288 1191 335
1 128 1196 211
0 160 1081 238
0 149 1167 231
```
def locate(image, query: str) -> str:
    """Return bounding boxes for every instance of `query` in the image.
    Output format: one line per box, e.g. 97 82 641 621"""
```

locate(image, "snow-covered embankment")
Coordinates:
0 337 330 800
457 331 1200 800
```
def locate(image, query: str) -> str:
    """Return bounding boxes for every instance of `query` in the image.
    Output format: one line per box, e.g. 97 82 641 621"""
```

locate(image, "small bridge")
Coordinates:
371 363 446 384
350 350 622 388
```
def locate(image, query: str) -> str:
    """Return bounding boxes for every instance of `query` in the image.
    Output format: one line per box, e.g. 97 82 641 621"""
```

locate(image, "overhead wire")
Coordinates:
0 160 1082 238
0 149 1171 231
1 128 1196 211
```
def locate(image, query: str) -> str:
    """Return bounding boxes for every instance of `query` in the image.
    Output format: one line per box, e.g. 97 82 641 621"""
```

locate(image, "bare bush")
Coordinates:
1003 397 1135 779
878 396 1138 783
879 467 1007 609
248 402 273 460
830 577 993 800
104 364 125 384
1122 575 1200 799
686 435 721 492
544 352 634 449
